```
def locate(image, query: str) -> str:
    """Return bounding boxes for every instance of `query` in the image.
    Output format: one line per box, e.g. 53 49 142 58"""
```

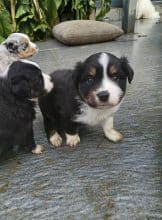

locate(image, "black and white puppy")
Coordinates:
0 33 38 74
0 60 53 156
39 52 134 148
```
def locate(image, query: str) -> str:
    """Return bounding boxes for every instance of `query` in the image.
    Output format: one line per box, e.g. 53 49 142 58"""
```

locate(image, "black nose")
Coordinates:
97 91 109 102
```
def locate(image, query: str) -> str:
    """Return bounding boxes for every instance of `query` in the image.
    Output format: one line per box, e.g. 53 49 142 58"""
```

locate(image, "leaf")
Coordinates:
55 0 63 9
0 35 5 43
0 9 12 38
45 0 58 27
33 23 49 32
16 5 29 18
96 0 111 20
18 14 34 23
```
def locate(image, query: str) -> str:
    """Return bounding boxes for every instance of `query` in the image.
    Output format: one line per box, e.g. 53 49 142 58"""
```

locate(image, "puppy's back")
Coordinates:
39 69 78 121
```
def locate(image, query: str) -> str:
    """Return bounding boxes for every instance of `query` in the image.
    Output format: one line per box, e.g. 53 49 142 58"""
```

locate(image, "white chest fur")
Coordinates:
73 102 120 126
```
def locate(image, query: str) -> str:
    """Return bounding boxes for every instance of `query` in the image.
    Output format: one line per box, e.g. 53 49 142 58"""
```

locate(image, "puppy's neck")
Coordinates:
0 45 18 73
73 98 121 126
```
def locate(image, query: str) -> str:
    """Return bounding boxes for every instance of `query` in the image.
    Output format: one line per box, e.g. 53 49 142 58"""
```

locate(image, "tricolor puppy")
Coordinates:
0 33 38 73
39 52 134 148
0 60 53 156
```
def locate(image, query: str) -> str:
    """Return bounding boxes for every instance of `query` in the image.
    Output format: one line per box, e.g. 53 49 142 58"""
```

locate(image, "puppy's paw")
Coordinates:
32 144 44 154
50 132 62 147
105 129 123 143
65 133 80 148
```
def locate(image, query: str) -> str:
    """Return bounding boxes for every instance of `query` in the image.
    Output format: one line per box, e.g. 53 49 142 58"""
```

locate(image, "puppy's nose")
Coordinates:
97 91 109 102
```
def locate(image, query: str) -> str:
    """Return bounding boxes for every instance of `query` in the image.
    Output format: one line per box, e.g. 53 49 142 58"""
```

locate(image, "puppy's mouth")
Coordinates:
84 95 123 109
87 101 118 109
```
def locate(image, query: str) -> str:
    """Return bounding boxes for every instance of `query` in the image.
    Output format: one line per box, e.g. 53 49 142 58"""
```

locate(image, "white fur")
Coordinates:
73 102 123 142
42 73 54 93
97 53 123 106
74 101 120 126
0 59 39 78
102 117 123 142
136 0 160 19
74 53 123 126
21 59 40 68
0 33 38 74
1 59 54 95
32 144 44 154
65 133 80 147
99 52 109 77
22 60 54 93
0 45 19 74
0 64 10 77
50 132 62 147
3 33 30 42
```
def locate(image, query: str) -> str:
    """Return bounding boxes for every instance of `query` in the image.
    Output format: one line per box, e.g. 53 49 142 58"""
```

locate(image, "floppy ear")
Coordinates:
7 61 30 99
72 61 84 86
10 76 30 99
4 42 19 53
120 57 134 84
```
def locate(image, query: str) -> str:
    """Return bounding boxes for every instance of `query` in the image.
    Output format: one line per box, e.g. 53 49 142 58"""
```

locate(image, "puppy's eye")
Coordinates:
86 77 94 85
22 43 28 50
112 76 119 81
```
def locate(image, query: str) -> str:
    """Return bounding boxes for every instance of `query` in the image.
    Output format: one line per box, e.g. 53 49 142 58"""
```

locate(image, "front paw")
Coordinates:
49 132 62 147
104 129 123 143
65 133 80 148
32 144 44 154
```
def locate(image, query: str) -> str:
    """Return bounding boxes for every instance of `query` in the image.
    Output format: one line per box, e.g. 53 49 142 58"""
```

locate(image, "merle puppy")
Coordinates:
0 60 53 156
0 32 38 74
39 52 134 148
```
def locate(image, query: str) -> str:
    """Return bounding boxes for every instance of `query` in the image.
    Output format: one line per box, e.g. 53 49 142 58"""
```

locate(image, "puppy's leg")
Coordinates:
23 127 44 154
43 117 62 148
64 120 80 148
102 117 123 143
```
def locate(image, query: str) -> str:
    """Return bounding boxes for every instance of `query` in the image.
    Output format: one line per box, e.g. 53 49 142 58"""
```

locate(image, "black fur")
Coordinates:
4 42 19 53
39 52 134 146
0 60 47 156
4 41 29 54
39 69 80 140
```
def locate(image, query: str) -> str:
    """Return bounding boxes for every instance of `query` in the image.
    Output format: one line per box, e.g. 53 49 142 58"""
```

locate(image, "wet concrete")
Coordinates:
0 19 162 219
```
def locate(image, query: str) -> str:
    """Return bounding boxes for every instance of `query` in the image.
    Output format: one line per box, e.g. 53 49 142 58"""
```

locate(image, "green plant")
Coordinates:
96 0 111 20
15 0 58 40
0 0 111 43
0 0 12 42
58 0 111 21
0 0 58 42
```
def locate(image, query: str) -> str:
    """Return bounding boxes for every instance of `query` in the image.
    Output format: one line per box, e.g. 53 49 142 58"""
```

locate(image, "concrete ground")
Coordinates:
0 18 162 220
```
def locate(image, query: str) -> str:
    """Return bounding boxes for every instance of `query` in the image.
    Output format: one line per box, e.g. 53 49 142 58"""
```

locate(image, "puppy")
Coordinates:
0 33 38 74
39 52 134 148
0 60 53 156
136 0 160 19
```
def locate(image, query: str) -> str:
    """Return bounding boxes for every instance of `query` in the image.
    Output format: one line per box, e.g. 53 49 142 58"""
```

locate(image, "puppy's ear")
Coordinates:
120 57 134 84
4 42 19 53
72 61 84 86
8 61 30 99
10 76 30 99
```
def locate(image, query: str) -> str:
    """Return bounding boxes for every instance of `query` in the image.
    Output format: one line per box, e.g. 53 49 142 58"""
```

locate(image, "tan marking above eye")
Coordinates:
89 67 96 76
20 38 29 44
110 65 118 75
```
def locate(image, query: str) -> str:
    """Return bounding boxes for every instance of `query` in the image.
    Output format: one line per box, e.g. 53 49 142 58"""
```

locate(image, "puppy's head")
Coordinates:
6 60 53 100
3 33 38 58
73 52 134 109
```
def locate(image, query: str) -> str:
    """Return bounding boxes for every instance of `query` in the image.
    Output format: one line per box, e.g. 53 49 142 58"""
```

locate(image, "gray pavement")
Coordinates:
0 19 162 219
